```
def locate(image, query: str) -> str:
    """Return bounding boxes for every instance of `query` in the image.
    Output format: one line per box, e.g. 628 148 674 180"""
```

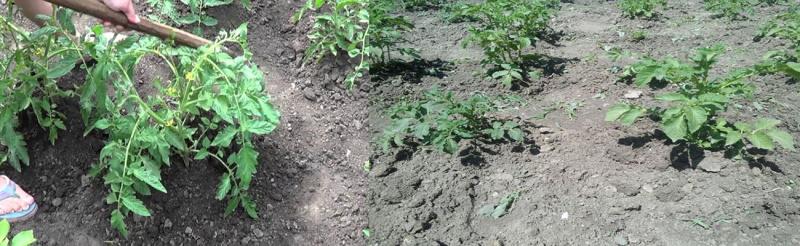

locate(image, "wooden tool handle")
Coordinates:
43 0 213 49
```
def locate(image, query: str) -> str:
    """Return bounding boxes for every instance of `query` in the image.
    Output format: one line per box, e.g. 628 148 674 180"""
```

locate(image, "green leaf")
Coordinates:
605 104 631 122
110 209 128 237
132 168 167 193
662 114 688 141
781 62 800 79
0 220 9 240
163 128 187 151
754 118 781 130
725 131 742 146
216 174 231 200
236 145 258 190
507 128 524 142
656 93 688 102
685 106 708 133
766 129 795 150
618 107 645 125
121 196 151 217
748 131 774 150
47 55 80 79
224 195 240 216
241 195 258 219
10 230 35 246
211 127 238 147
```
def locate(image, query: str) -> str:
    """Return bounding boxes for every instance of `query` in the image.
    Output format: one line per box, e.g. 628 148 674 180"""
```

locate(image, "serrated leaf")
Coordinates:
216 174 231 200
47 55 80 79
211 127 237 147
163 128 187 151
132 168 167 193
725 131 742 146
748 131 774 150
236 145 258 190
685 106 708 133
766 129 795 150
241 195 258 219
662 114 688 141
754 118 781 130
121 196 151 217
111 210 128 237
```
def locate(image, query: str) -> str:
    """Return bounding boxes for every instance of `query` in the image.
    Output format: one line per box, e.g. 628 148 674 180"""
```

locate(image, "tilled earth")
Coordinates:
4 1 369 245
367 1 800 245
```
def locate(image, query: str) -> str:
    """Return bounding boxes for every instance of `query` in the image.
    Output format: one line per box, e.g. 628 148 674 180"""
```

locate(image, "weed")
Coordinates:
380 89 524 154
618 0 667 19
606 45 795 159
704 0 788 20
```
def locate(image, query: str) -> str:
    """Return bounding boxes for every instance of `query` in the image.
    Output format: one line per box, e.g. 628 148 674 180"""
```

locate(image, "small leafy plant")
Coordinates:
293 0 370 88
618 0 667 19
704 0 788 20
380 89 524 154
0 220 35 246
398 0 445 11
606 45 795 159
754 8 800 80
478 192 519 219
461 0 559 87
368 0 418 63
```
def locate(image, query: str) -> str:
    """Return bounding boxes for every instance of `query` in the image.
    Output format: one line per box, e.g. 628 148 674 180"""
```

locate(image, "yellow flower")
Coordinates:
165 119 175 127
185 71 196 81
166 87 178 97
33 48 45 57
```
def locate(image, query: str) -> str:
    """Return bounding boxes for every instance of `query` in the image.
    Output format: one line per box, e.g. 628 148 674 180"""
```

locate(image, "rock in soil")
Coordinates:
623 90 643 99
51 198 63 207
614 234 629 245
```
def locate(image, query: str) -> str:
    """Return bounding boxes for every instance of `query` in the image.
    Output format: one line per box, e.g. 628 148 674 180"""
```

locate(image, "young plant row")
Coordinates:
0 7 279 237
617 0 792 20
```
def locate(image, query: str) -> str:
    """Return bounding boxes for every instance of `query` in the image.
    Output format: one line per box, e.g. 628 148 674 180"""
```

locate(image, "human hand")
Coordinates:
100 0 139 32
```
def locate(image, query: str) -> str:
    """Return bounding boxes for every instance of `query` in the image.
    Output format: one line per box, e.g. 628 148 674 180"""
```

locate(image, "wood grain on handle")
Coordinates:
43 0 213 48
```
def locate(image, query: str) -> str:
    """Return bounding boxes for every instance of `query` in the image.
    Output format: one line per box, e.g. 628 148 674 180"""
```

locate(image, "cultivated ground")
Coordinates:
4 1 369 245
367 1 800 245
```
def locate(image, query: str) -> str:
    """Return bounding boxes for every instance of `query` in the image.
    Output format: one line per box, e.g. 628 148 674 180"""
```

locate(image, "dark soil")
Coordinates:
4 1 369 245
367 1 800 245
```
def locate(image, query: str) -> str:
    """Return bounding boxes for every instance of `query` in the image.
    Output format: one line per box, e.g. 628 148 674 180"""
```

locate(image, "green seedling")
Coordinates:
380 89 524 154
618 0 667 19
461 0 559 86
146 0 250 27
478 192 520 219
0 220 35 246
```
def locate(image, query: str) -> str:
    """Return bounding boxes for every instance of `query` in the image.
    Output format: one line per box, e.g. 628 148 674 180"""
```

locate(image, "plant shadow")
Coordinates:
370 58 455 84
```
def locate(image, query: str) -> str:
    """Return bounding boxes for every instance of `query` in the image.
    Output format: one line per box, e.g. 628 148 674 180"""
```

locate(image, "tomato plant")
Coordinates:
293 0 369 89
1 7 279 237
755 7 800 80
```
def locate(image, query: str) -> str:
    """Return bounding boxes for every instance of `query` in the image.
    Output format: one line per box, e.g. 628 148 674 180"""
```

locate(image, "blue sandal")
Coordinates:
0 177 37 223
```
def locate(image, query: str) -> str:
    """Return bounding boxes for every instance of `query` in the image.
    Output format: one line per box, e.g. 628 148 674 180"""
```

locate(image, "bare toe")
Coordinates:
14 183 34 205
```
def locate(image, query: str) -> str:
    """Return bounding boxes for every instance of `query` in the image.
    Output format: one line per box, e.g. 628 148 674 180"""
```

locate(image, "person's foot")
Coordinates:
0 176 35 215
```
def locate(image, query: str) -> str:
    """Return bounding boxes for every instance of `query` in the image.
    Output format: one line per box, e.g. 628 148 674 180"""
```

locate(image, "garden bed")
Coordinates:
4 0 368 245
367 1 800 245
